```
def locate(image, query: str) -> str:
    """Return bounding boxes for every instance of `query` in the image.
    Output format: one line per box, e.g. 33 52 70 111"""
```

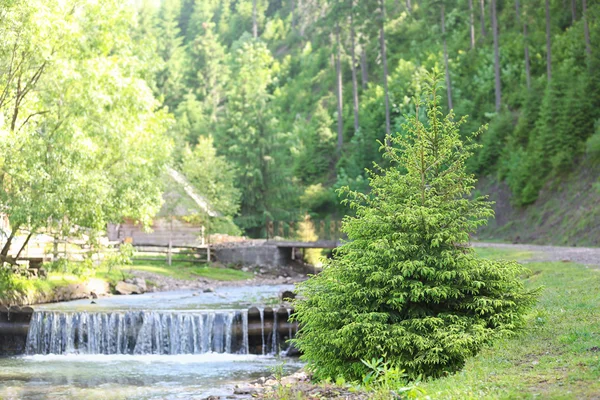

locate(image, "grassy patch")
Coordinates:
94 268 133 286
190 266 253 281
0 270 87 304
120 258 253 281
421 258 600 399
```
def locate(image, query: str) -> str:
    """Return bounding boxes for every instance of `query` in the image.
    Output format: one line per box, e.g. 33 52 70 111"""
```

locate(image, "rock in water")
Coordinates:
87 278 110 298
279 290 296 302
115 281 144 295
280 341 301 357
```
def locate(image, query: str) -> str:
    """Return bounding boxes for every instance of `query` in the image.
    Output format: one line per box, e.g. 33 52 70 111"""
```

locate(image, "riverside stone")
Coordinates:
279 289 295 302
233 384 263 395
115 281 144 295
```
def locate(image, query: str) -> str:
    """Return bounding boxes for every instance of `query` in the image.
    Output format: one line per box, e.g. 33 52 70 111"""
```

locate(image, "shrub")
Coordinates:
586 120 600 162
292 73 539 380
361 356 426 399
102 243 134 272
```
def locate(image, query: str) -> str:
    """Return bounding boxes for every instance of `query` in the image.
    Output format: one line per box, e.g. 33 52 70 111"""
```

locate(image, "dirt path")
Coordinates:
473 242 600 266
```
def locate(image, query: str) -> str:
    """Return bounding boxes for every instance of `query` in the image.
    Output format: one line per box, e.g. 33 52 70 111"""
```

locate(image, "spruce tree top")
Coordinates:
293 73 538 380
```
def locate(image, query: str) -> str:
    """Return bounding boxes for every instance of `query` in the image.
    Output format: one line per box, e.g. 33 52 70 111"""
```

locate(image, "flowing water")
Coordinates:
0 284 302 399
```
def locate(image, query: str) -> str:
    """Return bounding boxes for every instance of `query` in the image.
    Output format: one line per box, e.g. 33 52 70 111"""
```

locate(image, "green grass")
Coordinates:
190 266 253 281
0 270 87 304
119 258 253 281
94 268 133 286
420 257 600 399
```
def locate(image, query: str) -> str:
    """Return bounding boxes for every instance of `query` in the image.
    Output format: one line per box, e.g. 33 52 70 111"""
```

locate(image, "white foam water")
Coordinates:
25 310 251 356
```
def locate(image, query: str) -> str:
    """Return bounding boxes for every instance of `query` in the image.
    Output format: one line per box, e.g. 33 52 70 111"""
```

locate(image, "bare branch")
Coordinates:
18 110 49 132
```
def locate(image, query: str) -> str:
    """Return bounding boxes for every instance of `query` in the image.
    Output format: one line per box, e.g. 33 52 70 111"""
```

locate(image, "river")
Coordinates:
0 284 302 399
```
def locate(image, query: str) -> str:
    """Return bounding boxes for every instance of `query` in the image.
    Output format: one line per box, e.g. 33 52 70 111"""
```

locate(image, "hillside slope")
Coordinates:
477 160 600 246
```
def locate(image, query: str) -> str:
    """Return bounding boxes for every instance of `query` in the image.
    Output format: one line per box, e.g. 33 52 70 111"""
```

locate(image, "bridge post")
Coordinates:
266 219 274 241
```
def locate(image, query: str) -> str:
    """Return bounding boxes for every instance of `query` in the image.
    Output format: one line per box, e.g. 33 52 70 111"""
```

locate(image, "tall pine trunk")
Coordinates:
360 47 368 89
524 19 532 89
252 0 258 38
480 0 486 37
406 0 412 13
350 5 360 133
469 0 476 49
291 0 296 29
583 0 591 56
516 0 531 89
335 22 344 153
380 0 391 139
442 4 453 110
299 0 305 37
571 0 576 24
545 0 552 82
492 0 501 111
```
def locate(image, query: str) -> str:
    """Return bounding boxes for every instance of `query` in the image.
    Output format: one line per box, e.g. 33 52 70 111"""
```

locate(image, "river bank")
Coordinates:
0 258 309 307
0 281 305 399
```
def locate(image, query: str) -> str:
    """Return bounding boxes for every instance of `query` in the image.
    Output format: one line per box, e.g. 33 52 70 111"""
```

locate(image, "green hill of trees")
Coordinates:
136 0 599 236
2 0 596 244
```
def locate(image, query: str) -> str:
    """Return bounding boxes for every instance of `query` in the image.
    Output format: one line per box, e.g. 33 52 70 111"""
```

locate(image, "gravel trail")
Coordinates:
473 242 600 266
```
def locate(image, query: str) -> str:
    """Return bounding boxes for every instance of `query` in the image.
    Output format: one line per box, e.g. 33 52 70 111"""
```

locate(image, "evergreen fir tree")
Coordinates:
292 73 539 380
294 104 336 185
155 0 189 111
217 40 295 232
519 79 566 204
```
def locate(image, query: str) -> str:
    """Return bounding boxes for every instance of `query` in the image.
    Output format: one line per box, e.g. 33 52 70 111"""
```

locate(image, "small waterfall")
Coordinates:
287 309 292 340
271 311 278 354
241 311 249 355
25 308 296 356
259 308 265 355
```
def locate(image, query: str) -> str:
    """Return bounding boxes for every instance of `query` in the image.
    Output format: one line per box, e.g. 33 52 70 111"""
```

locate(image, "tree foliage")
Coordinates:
292 74 539 380
180 135 241 219
0 0 171 261
130 0 599 226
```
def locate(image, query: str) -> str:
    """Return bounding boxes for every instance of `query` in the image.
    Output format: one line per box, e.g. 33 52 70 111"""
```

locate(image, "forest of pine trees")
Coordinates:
135 0 599 234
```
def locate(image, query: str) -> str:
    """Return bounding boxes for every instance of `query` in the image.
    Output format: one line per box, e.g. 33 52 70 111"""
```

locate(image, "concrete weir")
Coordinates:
212 239 340 267
213 244 292 267
0 306 34 355
0 306 297 356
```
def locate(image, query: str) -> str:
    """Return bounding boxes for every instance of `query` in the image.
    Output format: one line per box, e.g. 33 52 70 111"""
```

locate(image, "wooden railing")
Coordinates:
132 244 210 265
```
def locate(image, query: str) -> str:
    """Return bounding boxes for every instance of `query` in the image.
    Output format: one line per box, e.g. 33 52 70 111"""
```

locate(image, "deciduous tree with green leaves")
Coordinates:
292 73 539 380
0 0 171 264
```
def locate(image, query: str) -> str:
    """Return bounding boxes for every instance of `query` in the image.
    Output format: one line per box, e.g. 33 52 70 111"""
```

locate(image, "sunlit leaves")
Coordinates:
0 0 171 239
